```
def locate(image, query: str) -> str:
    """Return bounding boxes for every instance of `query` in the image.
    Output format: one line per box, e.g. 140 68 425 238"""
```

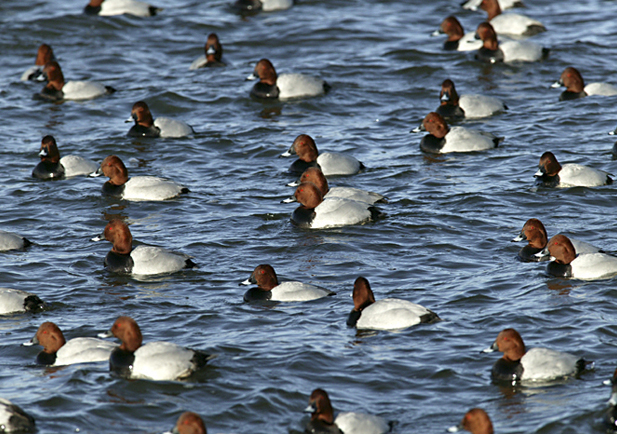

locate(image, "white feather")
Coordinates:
356 299 432 331
269 282 332 302
54 338 116 366
130 245 192 275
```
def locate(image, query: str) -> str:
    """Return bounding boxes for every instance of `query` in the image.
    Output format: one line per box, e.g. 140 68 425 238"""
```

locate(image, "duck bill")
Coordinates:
245 73 258 81
411 124 425 133
533 169 544 178
550 81 563 89
91 232 105 242
21 336 38 347
97 330 114 339
482 342 498 353
281 196 297 203
88 166 103 178
511 233 525 242
534 248 550 259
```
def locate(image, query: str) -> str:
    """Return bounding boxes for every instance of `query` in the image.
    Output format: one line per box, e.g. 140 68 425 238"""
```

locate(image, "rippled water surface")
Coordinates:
2 0 617 432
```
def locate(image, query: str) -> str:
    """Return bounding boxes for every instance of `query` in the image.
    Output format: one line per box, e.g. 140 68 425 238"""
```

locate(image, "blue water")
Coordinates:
1 0 617 432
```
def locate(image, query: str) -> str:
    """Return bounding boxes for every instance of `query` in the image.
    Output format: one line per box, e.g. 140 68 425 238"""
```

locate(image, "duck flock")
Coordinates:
2 0 617 432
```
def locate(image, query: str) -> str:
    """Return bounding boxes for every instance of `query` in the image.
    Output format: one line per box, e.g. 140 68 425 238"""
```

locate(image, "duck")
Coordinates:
304 388 390 434
241 264 334 302
474 22 548 64
0 399 36 433
100 316 212 381
551 67 617 101
281 134 364 176
347 277 439 331
604 368 617 431
462 0 522 10
0 288 45 315
32 135 98 180
164 412 207 434
433 16 482 52
534 151 612 188
512 218 602 262
91 219 197 275
470 0 545 36
0 230 31 252
21 43 55 82
23 322 116 366
84 0 160 16
535 234 617 280
288 167 385 205
447 408 493 434
435 79 507 120
89 155 189 201
35 61 115 101
483 328 588 383
233 0 292 13
126 101 193 138
246 59 329 100
189 33 226 70
411 112 503 153
285 182 380 229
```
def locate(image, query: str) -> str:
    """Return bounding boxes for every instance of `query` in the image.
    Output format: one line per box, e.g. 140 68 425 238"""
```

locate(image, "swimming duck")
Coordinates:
534 151 612 188
281 134 364 176
32 135 98 179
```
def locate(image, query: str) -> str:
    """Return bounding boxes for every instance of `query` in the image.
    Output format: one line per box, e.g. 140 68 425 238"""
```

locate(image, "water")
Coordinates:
1 0 617 432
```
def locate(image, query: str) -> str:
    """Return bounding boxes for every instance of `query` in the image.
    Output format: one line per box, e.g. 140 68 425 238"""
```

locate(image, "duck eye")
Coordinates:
260 270 265 274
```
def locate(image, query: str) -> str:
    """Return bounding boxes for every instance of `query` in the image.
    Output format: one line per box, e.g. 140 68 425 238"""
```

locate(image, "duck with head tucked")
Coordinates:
0 399 36 433
0 288 45 315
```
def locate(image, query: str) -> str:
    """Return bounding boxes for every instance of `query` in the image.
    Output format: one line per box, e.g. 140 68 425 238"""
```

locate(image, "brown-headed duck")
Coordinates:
411 112 503 153
436 79 507 120
89 155 189 201
483 327 588 383
533 151 612 188
512 218 601 262
447 408 493 434
474 22 548 64
126 101 193 138
240 264 334 302
433 16 482 51
535 234 617 280
246 58 329 100
164 412 207 434
35 61 115 101
190 33 226 69
347 277 439 330
22 321 115 366
21 43 55 81
99 316 213 381
304 388 390 434
91 219 197 275
283 182 381 229
288 167 385 204
551 67 617 101
281 134 364 176
32 135 98 180
468 0 545 36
